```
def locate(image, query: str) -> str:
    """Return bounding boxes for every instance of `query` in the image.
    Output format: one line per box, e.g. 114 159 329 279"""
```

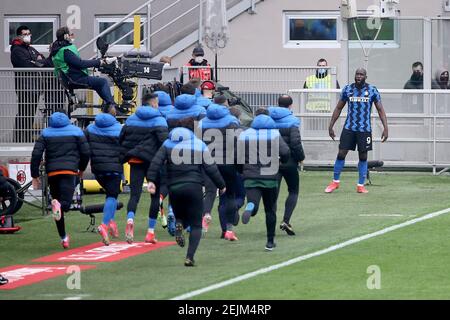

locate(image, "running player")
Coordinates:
199 103 241 240
325 68 388 193
269 94 305 236
31 110 90 249
85 109 123 245
119 93 168 243
238 108 290 251
147 117 225 266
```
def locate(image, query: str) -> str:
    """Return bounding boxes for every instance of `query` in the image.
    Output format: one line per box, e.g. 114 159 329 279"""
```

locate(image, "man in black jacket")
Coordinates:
238 109 291 250
404 62 424 89
119 96 168 244
269 95 305 236
10 25 54 143
85 112 123 246
31 110 90 249
147 118 225 266
199 103 241 240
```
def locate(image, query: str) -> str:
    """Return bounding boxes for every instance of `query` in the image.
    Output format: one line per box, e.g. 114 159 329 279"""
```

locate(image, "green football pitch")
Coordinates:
1 171 450 300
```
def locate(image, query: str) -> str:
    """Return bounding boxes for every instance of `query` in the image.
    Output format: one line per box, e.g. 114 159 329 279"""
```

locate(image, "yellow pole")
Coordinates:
134 15 141 50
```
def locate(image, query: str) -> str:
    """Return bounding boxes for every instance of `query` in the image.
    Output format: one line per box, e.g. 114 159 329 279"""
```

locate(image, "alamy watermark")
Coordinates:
169 123 281 176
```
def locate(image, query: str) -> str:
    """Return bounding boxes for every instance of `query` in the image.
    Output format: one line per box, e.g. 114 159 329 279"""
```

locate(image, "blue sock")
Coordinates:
148 218 157 229
245 202 255 212
333 159 345 181
127 211 135 221
102 197 117 225
168 205 174 216
358 160 368 185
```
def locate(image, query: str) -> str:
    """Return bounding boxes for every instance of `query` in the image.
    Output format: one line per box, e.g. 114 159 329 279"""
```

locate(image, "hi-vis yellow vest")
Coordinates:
305 74 333 112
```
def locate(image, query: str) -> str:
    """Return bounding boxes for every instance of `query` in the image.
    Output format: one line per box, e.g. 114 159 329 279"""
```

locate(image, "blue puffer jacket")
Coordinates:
155 91 173 118
268 106 305 164
31 112 90 177
119 106 168 164
85 113 123 174
237 114 290 180
166 94 206 129
147 127 225 189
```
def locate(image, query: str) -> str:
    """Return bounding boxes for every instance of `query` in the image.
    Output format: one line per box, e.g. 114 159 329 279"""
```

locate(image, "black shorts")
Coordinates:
339 128 372 152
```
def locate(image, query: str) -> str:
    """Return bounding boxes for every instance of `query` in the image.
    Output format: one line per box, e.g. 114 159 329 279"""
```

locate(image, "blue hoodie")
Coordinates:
239 114 280 141
43 112 84 138
87 113 122 137
155 91 174 118
197 95 212 109
268 106 300 128
163 127 207 152
200 104 240 129
166 94 206 121
126 106 168 128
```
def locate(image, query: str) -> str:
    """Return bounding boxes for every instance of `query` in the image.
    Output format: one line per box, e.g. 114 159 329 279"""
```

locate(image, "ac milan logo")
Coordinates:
16 170 26 185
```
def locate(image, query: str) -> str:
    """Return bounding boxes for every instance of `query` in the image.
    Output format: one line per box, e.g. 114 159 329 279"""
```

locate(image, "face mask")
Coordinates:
318 68 326 75
22 35 31 44
195 56 204 64
412 71 422 79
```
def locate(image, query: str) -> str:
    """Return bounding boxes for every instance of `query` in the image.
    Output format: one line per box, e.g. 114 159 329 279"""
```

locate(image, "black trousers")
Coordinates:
203 171 217 214
169 182 204 260
169 183 204 229
277 165 300 224
218 165 238 226
127 163 159 219
246 187 278 242
48 174 76 238
95 173 122 199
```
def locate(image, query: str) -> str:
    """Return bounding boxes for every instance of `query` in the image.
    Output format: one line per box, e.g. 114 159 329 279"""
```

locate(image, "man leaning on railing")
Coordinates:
10 25 54 143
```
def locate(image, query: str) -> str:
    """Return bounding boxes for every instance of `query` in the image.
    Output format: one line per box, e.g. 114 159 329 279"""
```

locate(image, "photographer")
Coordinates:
50 27 117 106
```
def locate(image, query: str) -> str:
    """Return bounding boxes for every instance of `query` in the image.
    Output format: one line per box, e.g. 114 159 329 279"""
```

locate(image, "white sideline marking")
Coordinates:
64 296 83 300
171 207 450 300
359 214 415 217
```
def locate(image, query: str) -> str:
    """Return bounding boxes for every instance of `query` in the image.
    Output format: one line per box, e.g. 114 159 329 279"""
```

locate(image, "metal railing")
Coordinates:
215 66 338 111
289 89 450 173
78 0 154 53
3 67 450 173
0 68 95 144
80 0 259 59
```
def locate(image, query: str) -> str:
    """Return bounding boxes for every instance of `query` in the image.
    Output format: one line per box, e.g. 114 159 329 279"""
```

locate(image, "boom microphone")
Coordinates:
80 202 123 215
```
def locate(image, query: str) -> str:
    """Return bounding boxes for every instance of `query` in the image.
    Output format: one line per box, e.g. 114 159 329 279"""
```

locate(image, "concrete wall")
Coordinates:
171 0 447 89
0 0 448 88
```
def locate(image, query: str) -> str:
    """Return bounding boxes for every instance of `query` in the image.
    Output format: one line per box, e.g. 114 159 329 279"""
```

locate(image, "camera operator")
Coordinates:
50 27 117 107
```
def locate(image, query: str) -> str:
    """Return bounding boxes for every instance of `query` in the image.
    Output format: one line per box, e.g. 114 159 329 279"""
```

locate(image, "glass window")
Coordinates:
96 17 146 52
284 12 340 48
349 18 395 41
4 16 58 52
289 18 337 41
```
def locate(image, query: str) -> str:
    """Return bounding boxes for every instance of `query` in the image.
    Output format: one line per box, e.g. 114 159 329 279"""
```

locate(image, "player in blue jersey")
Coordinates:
325 68 388 194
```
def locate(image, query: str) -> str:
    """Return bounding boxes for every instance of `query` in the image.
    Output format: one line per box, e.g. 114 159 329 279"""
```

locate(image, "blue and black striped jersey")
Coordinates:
340 83 381 132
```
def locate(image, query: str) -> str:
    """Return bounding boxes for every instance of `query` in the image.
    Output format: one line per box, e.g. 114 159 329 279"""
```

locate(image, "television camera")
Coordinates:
95 37 165 112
